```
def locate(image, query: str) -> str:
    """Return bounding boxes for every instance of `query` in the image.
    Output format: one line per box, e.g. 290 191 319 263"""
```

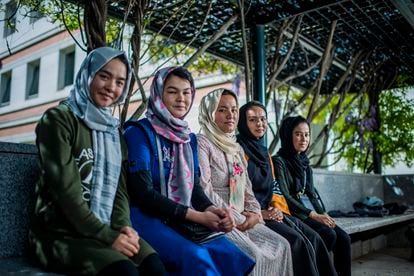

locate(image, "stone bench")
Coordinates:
0 142 55 275
314 169 414 259
336 213 414 235
1 140 413 271
335 214 414 261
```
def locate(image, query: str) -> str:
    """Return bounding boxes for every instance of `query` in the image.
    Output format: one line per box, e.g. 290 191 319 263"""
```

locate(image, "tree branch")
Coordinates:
238 0 251 100
307 20 337 120
183 14 238 67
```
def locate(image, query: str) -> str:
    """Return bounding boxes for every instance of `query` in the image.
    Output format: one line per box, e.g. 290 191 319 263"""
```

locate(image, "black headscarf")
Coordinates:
277 115 313 195
236 101 273 209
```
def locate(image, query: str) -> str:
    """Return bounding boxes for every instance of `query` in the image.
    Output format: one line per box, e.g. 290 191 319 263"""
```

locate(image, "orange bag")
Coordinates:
244 153 292 215
269 155 291 215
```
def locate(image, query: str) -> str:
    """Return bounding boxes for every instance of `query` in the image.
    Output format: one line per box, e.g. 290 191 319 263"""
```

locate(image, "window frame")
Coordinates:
57 46 76 90
26 59 41 99
0 71 12 107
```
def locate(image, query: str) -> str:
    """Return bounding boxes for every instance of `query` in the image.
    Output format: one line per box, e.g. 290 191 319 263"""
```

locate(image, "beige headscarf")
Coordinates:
198 88 246 212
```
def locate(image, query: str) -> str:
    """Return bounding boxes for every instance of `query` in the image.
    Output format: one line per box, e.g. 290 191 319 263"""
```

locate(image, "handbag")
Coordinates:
268 158 291 215
155 135 224 244
270 180 291 215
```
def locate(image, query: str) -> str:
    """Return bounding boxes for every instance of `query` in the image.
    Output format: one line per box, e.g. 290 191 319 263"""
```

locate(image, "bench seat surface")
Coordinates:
336 212 414 234
0 257 61 275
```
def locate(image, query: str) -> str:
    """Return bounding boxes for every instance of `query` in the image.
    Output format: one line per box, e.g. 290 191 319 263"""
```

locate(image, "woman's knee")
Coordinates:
335 227 351 247
319 228 337 250
183 246 218 273
278 234 292 254
139 253 166 276
190 246 213 261
98 260 138 276
283 230 308 253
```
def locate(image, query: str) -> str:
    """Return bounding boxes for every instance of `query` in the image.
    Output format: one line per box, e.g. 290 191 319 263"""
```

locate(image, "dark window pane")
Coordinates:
1 72 12 105
64 51 75 86
28 65 40 96
3 1 17 37
27 63 40 97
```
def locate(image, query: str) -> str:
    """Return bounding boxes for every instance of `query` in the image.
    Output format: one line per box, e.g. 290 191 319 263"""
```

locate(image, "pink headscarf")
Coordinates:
146 67 196 206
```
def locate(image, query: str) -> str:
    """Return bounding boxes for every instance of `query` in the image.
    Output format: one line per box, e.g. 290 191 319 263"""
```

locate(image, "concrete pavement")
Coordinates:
352 247 414 275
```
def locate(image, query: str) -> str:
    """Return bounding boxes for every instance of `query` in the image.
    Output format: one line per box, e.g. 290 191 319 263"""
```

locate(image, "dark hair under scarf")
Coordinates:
237 101 273 209
277 116 313 195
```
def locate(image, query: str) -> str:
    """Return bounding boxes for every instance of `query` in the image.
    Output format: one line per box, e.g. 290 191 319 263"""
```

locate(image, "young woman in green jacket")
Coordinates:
273 115 351 276
30 47 165 276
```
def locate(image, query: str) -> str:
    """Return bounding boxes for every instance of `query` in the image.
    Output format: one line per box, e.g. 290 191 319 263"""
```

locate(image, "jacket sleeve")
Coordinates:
124 124 188 221
36 107 119 245
272 155 312 220
191 171 214 212
110 137 133 230
307 169 326 214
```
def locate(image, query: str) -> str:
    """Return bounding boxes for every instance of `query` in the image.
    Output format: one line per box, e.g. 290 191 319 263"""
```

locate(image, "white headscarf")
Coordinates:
198 88 246 212
65 46 132 225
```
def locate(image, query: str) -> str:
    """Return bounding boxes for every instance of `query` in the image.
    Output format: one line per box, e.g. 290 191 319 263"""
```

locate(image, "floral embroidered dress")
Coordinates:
197 134 293 276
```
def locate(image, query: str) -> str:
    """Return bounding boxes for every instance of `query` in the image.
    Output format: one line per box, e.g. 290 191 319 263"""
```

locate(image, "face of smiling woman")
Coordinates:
214 94 239 133
292 122 310 153
246 106 267 139
89 58 127 108
162 75 192 118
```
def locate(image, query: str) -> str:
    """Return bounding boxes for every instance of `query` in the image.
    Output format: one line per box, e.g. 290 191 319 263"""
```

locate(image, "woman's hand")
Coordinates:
206 206 236 232
186 208 222 231
262 207 284 222
120 226 140 241
199 210 223 231
112 232 140 257
236 211 261 231
309 211 336 228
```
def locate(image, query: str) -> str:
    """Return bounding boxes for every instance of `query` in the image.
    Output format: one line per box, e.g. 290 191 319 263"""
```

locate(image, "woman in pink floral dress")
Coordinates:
197 88 293 276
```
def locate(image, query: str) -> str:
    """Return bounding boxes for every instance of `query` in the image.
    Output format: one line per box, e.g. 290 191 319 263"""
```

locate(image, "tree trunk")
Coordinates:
84 0 107 52
367 71 395 174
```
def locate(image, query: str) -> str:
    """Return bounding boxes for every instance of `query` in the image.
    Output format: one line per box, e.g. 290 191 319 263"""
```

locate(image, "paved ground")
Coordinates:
352 247 414 276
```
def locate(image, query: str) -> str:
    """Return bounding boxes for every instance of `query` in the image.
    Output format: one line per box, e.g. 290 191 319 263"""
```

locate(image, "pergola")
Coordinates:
95 0 414 97
67 0 414 173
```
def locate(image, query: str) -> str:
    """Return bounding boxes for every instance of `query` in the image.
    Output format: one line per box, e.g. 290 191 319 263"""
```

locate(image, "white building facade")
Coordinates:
0 1 87 142
0 1 238 143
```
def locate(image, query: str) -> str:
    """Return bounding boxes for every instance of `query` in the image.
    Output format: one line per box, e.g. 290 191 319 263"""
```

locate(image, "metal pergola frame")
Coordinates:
67 0 414 100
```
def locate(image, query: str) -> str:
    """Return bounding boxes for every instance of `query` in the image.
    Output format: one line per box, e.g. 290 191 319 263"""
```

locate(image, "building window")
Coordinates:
0 71 12 106
3 1 17 37
26 60 40 99
58 47 75 90
29 10 43 24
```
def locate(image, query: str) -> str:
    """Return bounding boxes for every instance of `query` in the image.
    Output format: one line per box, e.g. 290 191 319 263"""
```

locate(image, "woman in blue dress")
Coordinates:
123 66 255 275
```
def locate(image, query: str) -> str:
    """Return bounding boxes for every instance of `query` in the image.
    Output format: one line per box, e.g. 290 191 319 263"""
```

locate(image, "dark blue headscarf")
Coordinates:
237 101 273 209
277 116 313 194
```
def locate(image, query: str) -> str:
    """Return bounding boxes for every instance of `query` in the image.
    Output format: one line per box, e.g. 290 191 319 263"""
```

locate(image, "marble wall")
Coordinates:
383 174 414 208
313 169 384 212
